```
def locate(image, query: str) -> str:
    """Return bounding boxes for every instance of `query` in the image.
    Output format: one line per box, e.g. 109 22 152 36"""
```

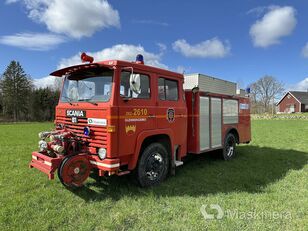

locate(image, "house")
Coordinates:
276 91 308 113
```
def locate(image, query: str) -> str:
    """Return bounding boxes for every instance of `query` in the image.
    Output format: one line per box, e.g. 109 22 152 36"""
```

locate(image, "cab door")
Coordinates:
156 76 187 156
117 70 156 156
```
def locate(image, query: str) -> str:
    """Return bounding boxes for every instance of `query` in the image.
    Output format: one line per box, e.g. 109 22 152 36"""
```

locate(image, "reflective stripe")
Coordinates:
32 156 52 166
44 161 52 166
89 160 120 168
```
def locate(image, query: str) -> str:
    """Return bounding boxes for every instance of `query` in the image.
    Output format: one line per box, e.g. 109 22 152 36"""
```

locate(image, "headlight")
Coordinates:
98 148 107 160
38 140 48 152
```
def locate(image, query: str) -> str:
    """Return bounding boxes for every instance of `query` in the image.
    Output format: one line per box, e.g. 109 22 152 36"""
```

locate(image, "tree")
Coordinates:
249 76 284 113
29 87 60 121
0 61 33 121
0 87 3 116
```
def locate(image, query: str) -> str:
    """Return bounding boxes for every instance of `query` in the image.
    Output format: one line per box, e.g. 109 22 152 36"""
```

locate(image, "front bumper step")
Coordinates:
30 152 121 179
29 152 62 179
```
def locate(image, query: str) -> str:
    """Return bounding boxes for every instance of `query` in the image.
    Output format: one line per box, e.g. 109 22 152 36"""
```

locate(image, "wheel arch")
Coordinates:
225 127 239 144
128 129 174 170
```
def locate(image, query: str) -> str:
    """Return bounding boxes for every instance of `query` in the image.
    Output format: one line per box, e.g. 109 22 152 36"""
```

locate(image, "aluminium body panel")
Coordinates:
184 73 236 96
211 97 222 148
199 96 210 150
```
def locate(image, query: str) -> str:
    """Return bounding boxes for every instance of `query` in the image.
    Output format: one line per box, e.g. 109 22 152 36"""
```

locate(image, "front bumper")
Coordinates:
29 152 121 179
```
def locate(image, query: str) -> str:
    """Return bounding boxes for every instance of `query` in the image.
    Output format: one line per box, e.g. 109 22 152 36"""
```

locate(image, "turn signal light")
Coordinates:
107 125 116 133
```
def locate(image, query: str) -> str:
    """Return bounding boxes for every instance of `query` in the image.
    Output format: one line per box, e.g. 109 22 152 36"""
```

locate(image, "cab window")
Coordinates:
120 71 150 99
158 77 178 101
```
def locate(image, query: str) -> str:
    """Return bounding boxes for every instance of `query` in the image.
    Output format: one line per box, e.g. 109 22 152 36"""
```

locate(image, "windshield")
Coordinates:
60 69 113 103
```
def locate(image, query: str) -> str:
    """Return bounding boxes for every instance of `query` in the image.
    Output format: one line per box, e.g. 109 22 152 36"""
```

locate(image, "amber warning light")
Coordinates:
81 52 94 63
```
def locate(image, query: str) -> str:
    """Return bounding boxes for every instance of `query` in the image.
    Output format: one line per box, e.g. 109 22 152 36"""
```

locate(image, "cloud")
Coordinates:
157 43 167 55
290 78 308 91
8 0 120 39
132 19 169 27
246 5 278 16
172 38 231 58
33 75 63 89
0 33 66 50
5 0 20 4
58 44 167 69
175 66 191 74
301 43 308 58
33 76 55 88
249 6 297 48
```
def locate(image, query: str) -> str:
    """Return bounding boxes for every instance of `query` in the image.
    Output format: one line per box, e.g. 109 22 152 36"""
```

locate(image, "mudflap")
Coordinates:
29 152 63 180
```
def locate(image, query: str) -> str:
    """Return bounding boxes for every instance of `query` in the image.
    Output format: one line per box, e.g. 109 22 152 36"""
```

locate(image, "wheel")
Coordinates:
222 133 236 160
137 143 169 187
58 155 91 188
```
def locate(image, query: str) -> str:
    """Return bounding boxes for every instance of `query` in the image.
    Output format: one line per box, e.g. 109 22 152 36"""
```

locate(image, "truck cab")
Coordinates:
30 54 187 187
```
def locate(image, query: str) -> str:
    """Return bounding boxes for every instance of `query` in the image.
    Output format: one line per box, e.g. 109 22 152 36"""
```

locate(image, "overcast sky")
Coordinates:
1 0 308 90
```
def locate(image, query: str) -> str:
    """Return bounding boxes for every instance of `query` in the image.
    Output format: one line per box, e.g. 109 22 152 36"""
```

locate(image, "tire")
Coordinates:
222 133 236 160
137 143 169 187
58 155 91 189
57 155 70 186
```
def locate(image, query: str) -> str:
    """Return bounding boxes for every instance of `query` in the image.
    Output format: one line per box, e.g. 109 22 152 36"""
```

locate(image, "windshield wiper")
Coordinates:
61 96 74 105
78 98 98 106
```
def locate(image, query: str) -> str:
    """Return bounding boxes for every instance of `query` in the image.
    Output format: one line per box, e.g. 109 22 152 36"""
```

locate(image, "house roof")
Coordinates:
276 91 308 105
290 91 308 104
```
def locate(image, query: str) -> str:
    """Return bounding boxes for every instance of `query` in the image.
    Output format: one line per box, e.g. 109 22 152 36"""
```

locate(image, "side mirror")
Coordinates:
129 74 141 94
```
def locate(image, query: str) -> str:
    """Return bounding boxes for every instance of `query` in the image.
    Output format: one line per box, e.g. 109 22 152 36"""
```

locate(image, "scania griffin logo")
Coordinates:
66 110 86 118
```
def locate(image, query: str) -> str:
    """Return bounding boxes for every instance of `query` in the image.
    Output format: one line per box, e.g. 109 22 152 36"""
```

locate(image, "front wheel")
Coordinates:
222 133 236 160
137 143 169 187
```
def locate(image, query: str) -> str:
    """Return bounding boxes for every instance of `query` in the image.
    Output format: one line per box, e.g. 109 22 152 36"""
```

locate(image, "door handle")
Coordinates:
148 114 156 118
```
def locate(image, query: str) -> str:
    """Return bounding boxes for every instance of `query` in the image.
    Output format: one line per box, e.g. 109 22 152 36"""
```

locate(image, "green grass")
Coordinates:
0 121 307 230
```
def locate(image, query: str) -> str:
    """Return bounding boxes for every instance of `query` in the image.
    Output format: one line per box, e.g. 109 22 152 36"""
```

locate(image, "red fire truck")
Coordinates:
30 54 251 188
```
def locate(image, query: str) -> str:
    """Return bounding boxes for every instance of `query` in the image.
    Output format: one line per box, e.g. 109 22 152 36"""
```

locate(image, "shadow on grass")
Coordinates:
71 145 308 201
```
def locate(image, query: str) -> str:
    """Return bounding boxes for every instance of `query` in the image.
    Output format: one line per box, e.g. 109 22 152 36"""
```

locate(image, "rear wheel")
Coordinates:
222 133 236 160
58 155 91 188
137 143 169 187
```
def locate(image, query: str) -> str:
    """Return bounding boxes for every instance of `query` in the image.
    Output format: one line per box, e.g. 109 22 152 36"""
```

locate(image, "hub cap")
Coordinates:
145 153 164 181
226 138 235 157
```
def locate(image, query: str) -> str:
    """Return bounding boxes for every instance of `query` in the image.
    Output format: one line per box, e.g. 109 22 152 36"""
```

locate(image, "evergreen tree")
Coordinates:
29 87 60 121
0 61 33 121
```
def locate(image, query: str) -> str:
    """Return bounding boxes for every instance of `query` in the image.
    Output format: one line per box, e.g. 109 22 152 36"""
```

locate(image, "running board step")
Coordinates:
174 160 183 167
117 170 130 176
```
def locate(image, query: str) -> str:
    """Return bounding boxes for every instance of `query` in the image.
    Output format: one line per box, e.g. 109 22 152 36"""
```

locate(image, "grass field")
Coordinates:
0 121 307 230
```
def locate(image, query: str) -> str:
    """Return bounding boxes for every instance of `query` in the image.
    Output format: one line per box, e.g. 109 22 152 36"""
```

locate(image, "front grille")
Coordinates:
56 116 107 148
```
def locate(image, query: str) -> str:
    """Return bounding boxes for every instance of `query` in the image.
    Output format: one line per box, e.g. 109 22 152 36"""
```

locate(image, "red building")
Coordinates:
276 91 308 113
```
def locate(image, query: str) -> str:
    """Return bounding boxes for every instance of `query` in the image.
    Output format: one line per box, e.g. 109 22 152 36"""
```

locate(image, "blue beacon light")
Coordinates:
136 54 144 64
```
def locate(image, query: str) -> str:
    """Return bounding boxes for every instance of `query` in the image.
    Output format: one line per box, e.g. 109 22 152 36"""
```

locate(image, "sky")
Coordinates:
0 0 308 91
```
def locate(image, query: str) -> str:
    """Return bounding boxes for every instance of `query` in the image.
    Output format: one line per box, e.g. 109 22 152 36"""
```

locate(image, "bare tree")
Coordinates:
250 76 284 113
